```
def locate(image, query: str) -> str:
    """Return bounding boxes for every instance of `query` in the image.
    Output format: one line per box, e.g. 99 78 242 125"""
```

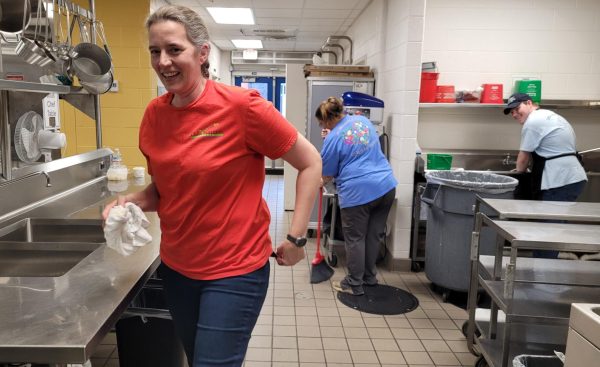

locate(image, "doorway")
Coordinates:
234 76 287 172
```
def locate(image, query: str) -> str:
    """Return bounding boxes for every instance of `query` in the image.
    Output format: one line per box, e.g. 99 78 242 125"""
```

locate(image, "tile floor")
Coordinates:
90 174 478 367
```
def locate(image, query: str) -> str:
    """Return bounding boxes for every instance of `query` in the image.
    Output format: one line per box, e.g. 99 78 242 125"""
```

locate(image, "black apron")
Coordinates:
529 151 583 200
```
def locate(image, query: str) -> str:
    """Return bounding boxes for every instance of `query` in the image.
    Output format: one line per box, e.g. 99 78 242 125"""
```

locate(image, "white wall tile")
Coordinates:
384 45 408 72
533 0 578 9
406 42 423 66
401 91 420 115
391 228 411 257
555 10 598 31
405 66 421 91
393 114 418 139
396 183 415 207
410 0 426 17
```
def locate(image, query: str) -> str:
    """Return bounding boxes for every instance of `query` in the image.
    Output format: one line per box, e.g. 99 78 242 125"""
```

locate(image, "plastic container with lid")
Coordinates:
107 148 128 181
111 148 123 167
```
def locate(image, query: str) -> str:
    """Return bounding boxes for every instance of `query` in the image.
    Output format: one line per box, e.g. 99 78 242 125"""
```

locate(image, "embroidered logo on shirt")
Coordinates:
191 123 224 139
341 121 370 146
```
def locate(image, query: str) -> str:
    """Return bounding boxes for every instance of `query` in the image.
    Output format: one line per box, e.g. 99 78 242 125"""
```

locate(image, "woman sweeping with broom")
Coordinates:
315 97 397 296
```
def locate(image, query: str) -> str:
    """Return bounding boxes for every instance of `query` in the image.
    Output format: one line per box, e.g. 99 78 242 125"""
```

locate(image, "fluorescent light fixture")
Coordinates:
232 39 263 49
206 7 254 25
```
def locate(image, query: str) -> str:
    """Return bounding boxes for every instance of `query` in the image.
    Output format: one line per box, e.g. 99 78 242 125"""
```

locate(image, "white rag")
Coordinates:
104 203 152 256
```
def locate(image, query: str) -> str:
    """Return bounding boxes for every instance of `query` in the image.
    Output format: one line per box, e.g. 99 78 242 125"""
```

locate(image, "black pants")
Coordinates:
340 188 395 287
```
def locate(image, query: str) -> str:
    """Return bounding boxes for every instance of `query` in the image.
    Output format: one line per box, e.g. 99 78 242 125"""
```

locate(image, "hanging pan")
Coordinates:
0 0 31 34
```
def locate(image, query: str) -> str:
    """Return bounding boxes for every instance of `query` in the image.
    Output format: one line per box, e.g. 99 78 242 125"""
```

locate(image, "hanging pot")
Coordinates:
0 0 31 34
80 69 113 94
71 42 111 83
15 36 47 65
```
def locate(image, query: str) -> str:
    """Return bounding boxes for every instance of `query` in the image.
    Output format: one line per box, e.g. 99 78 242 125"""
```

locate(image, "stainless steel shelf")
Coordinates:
480 255 600 287
480 198 600 222
0 79 71 94
480 279 600 322
475 317 567 349
420 103 503 108
420 99 600 109
485 218 600 252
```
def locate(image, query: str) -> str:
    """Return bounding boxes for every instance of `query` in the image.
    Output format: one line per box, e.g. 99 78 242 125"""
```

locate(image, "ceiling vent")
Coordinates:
240 28 298 40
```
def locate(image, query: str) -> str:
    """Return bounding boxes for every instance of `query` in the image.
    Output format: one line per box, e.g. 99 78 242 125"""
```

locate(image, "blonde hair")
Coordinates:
315 97 344 125
146 5 211 78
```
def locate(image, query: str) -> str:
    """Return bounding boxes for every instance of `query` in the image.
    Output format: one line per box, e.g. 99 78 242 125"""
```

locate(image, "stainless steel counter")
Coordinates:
0 176 160 364
480 198 600 221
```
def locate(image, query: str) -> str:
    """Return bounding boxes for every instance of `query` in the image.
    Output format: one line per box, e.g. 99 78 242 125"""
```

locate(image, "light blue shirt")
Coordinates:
321 115 397 208
520 109 587 190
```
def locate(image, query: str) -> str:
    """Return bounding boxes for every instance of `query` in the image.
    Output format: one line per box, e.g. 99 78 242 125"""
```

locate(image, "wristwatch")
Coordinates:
286 234 307 248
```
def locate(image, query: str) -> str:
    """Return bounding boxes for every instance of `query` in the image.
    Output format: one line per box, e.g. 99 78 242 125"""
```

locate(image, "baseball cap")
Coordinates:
503 93 532 115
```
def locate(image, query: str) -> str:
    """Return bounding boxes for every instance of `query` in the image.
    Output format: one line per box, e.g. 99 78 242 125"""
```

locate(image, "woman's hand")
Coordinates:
274 241 305 266
102 182 159 221
102 195 128 220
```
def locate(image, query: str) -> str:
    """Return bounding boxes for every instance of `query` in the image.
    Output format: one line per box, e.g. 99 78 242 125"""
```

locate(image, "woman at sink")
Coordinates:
102 5 321 366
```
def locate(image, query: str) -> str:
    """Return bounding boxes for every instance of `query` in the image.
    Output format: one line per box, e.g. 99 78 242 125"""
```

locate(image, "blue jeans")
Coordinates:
158 261 270 367
534 180 587 258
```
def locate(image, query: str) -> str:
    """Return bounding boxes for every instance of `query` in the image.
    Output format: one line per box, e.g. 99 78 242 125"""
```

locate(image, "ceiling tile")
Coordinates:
171 0 368 52
254 8 302 18
252 0 302 9
301 9 352 19
254 17 301 26
212 39 234 49
196 0 253 7
303 0 360 10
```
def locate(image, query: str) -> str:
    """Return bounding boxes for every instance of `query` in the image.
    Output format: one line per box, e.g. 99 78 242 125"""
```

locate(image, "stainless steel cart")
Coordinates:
467 198 600 367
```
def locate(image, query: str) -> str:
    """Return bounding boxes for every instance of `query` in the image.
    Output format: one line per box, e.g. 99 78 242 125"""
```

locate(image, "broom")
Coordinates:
310 187 334 284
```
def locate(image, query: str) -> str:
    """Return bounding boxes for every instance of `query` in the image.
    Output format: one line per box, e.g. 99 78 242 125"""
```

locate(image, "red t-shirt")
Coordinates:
139 80 297 280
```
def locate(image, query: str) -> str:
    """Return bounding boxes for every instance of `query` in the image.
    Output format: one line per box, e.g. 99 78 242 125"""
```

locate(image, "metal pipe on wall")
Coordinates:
326 36 353 64
320 50 338 64
321 43 344 65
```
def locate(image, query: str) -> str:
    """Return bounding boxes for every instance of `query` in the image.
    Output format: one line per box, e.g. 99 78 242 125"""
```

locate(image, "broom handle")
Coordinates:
316 186 323 257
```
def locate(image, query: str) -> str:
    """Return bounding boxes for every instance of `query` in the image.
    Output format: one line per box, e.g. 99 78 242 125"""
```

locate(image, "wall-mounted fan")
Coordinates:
14 111 66 164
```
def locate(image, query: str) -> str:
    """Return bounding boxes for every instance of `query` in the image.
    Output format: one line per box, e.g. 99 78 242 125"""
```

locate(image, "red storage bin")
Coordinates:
481 84 503 104
436 85 455 103
420 72 439 102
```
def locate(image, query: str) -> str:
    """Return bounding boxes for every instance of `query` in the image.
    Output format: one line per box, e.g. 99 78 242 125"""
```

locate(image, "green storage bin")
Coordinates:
427 154 453 170
515 80 542 103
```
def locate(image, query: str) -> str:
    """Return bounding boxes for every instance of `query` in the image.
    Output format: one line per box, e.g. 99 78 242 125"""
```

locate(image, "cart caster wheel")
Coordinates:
461 320 481 338
327 253 338 267
442 290 451 303
307 229 315 238
411 262 422 272
475 356 489 367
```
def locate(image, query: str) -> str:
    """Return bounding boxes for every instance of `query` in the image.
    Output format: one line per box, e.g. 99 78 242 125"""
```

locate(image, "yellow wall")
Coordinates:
61 0 155 168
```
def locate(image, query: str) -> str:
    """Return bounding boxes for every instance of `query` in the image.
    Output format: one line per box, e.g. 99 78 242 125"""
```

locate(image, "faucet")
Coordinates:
41 171 52 187
502 154 516 166
0 171 52 188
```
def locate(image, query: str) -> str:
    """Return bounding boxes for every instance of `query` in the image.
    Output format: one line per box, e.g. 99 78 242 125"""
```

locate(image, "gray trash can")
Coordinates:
422 171 518 293
116 279 187 367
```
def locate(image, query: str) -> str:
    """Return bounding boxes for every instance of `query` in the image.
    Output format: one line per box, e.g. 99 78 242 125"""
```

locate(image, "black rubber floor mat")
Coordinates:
337 284 419 315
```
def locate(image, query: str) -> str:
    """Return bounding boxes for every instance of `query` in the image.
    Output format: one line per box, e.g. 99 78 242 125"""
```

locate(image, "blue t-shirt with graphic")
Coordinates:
321 115 397 208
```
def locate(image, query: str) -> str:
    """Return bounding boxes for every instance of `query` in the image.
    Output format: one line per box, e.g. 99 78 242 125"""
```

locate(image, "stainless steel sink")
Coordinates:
0 241 102 277
0 218 105 277
0 218 105 243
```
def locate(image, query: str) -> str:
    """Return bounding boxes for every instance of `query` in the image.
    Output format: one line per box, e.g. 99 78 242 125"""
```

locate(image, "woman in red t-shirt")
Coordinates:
102 5 321 366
